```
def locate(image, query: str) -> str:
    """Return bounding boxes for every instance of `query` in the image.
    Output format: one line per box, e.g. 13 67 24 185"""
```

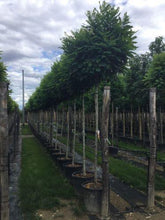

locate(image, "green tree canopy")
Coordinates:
61 1 136 96
149 36 165 57
0 52 7 82
26 1 136 111
144 52 165 106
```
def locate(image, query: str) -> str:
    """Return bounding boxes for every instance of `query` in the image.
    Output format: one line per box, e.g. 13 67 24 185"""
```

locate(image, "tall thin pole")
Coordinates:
22 70 25 126
101 86 111 220
147 88 157 209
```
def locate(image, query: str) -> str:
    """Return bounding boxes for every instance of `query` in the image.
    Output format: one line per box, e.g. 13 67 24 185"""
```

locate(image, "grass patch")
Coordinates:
116 140 147 152
22 124 33 135
19 137 75 220
157 152 165 162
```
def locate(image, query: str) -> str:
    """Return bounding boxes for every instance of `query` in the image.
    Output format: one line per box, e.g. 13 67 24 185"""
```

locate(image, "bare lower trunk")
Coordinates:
138 106 142 140
49 108 53 146
55 110 59 151
82 96 86 176
72 103 76 165
111 102 114 145
66 107 70 159
61 108 64 137
123 110 125 137
160 108 163 144
130 105 133 138
69 106 73 154
94 87 99 183
115 107 118 147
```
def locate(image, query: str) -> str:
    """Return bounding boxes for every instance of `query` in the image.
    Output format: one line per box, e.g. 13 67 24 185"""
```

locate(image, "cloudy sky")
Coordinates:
0 0 165 109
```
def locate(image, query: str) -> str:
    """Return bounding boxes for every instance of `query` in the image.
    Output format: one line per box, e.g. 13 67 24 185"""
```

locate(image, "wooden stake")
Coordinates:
147 88 157 209
101 86 110 220
0 82 9 220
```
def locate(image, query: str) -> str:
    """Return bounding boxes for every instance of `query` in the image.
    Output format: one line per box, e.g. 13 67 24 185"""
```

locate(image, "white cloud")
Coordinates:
0 0 164 108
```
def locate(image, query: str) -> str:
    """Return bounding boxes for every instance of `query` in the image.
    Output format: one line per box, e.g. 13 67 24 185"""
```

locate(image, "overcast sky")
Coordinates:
0 0 165 109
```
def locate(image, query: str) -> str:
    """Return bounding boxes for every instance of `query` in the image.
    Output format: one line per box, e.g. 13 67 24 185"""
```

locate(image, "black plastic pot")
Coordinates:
56 157 72 169
51 152 65 161
63 162 82 179
81 180 102 215
71 171 94 194
108 146 118 155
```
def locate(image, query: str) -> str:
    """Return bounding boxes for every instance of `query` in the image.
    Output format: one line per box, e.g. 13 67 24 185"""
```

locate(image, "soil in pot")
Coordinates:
63 163 82 179
81 181 102 215
71 171 94 194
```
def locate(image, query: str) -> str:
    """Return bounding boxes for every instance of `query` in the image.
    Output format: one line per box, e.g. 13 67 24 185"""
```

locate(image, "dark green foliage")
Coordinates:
124 53 151 110
26 1 136 111
7 94 19 113
144 52 165 107
0 52 19 113
61 1 136 96
0 52 7 82
149 36 165 57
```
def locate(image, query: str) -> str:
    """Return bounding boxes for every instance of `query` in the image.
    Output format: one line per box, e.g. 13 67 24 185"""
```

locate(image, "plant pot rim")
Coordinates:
57 156 72 161
81 180 103 191
63 162 82 168
72 170 94 179
52 152 65 155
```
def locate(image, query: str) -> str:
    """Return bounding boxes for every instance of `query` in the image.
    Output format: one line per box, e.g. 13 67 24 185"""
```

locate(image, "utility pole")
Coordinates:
22 70 25 126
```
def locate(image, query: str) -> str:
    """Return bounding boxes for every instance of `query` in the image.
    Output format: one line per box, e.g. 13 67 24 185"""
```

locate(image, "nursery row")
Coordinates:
27 106 165 148
28 121 103 217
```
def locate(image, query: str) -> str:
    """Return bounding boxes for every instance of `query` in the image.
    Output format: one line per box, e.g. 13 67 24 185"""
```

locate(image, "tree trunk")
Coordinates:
115 107 118 147
49 108 53 146
61 108 64 137
72 103 76 165
69 106 73 154
138 106 142 140
82 95 86 176
0 82 9 220
42 111 44 134
55 110 59 151
111 102 114 145
147 88 157 209
123 110 125 137
160 107 163 144
66 107 70 159
101 86 110 220
130 105 133 139
94 87 99 183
